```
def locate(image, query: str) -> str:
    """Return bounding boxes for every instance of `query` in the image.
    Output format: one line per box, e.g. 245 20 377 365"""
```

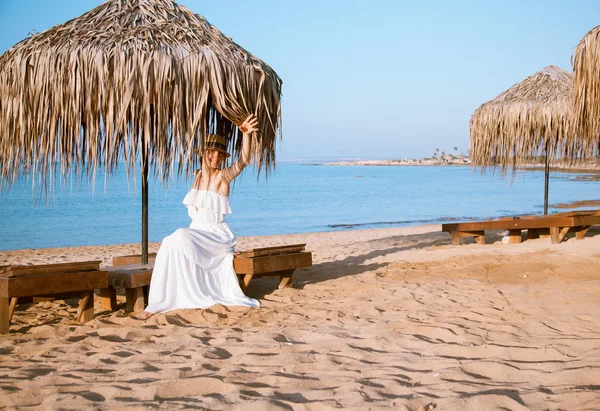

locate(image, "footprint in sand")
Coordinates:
202 347 232 360
111 351 137 358
75 391 105 402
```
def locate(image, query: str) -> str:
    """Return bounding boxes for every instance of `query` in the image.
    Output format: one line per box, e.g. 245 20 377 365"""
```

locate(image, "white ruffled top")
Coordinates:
182 189 232 216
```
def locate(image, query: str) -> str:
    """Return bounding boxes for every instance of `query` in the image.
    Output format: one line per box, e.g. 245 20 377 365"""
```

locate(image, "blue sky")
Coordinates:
0 0 597 160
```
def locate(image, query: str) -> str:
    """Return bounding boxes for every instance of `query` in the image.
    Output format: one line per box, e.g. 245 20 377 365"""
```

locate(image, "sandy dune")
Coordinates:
1 225 599 410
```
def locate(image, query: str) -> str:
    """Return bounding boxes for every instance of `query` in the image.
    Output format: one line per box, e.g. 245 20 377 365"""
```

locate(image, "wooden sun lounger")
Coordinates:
0 261 109 334
101 244 313 312
234 244 312 291
442 210 600 245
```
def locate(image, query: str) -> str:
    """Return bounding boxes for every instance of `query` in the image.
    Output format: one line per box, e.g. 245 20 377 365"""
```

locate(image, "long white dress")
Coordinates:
144 189 260 313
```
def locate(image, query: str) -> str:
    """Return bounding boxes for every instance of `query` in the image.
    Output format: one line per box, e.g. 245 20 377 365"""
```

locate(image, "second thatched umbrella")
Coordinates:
0 0 282 262
470 65 573 214
572 24 600 156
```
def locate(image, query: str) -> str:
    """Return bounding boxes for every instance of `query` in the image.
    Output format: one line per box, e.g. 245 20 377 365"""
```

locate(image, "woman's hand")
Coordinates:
239 114 259 135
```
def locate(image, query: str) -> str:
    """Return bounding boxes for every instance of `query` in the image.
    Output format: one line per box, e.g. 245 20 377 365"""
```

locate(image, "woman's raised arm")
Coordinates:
221 114 259 183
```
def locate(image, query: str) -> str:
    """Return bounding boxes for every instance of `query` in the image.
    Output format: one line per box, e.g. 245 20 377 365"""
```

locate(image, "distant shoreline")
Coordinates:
322 158 600 173
323 157 470 167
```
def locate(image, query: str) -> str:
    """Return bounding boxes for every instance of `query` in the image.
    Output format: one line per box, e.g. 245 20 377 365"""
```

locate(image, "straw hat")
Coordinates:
194 134 231 158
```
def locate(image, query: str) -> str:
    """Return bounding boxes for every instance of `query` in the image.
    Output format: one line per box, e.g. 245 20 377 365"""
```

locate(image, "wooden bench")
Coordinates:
100 244 313 312
101 262 153 313
0 261 109 334
234 244 312 291
442 210 600 245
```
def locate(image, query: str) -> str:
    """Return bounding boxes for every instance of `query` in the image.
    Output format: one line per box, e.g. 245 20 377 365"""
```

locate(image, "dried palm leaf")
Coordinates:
572 25 600 156
0 0 282 195
469 66 579 174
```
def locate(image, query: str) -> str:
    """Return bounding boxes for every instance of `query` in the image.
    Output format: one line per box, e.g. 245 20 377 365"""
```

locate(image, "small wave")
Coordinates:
326 216 479 230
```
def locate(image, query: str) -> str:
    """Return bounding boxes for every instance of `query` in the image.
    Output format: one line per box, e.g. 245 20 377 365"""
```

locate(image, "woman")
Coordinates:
133 114 260 320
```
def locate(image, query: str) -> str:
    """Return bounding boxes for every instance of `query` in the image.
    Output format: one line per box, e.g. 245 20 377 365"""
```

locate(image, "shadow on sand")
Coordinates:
245 226 600 299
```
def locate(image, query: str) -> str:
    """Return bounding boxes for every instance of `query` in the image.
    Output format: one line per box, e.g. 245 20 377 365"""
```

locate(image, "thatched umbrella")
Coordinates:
573 25 600 156
0 0 282 263
470 65 573 215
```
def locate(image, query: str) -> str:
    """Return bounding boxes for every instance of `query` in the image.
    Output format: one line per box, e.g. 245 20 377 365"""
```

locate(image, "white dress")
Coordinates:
145 189 260 313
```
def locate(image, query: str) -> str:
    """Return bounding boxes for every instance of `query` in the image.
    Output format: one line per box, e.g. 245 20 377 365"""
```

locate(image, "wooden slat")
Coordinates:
232 258 254 274
572 215 600 226
492 209 598 221
559 209 600 217
106 262 155 272
2 271 108 298
233 252 312 275
0 261 102 278
10 291 90 302
113 254 157 267
235 244 306 258
107 264 154 288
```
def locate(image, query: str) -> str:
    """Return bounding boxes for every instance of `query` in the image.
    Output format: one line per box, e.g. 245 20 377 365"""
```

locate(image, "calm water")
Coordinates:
0 163 598 250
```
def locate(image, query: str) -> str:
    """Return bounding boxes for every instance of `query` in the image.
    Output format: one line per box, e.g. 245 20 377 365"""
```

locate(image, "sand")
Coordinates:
1 225 599 410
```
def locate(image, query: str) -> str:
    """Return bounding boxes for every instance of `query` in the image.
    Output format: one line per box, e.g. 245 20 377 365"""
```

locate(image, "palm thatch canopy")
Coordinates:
0 0 282 193
573 25 600 156
469 65 575 172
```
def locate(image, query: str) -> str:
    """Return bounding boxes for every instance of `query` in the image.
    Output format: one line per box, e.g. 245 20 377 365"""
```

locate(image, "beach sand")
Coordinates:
1 225 599 410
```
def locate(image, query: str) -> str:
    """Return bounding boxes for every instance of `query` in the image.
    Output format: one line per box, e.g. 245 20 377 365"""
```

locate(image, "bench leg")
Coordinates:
126 287 146 312
0 297 9 335
99 287 117 311
527 229 540 240
143 286 149 307
475 235 485 245
576 225 591 240
278 270 295 289
558 227 570 243
77 291 94 323
240 274 254 293
549 227 570 244
8 298 17 323
550 227 560 244
508 229 522 244
450 230 460 245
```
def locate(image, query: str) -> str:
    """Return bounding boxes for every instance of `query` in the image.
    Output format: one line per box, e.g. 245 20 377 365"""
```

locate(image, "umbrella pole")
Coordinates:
142 146 149 265
543 147 550 215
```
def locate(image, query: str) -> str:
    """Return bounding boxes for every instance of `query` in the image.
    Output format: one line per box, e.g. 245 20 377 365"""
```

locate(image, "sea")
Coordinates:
0 163 598 251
